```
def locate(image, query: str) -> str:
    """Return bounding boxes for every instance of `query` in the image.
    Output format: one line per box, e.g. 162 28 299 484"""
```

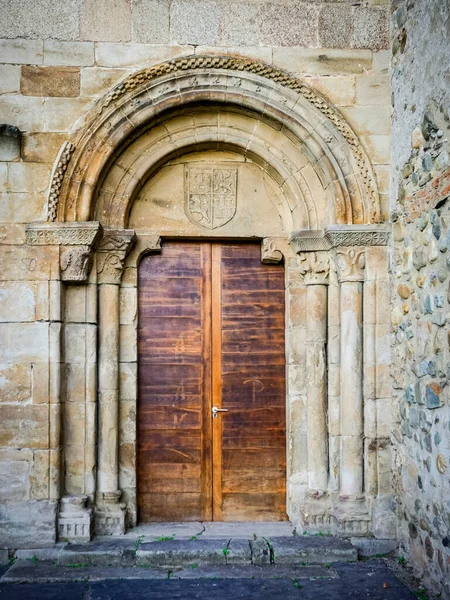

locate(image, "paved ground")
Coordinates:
0 560 419 599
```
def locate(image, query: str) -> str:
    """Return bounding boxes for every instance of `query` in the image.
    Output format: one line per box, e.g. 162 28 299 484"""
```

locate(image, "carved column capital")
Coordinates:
261 238 283 264
334 247 365 283
97 229 136 284
25 221 102 284
298 251 330 285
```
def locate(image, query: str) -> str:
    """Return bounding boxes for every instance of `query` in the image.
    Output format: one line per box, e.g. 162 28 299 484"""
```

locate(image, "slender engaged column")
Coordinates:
335 248 365 496
96 230 135 535
299 252 330 492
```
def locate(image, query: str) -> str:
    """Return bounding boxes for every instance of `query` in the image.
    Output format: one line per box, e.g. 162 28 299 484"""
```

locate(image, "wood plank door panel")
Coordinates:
138 242 212 521
138 241 286 522
216 243 287 521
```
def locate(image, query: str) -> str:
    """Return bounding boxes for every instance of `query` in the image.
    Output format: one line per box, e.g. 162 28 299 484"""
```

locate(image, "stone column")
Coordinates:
335 248 365 497
26 222 102 543
298 252 330 493
95 230 135 535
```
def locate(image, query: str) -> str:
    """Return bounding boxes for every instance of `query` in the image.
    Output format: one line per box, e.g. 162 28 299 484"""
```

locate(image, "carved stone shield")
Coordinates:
185 165 237 229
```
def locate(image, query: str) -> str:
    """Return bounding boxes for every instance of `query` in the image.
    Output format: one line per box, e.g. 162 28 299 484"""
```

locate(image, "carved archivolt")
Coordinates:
46 54 380 228
46 142 76 222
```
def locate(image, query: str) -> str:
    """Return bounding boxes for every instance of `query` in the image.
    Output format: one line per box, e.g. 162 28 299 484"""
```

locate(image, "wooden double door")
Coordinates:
137 242 286 522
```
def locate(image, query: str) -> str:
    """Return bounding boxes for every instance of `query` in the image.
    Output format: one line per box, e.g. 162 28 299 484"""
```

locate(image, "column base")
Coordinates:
95 491 126 536
58 495 93 542
335 494 370 537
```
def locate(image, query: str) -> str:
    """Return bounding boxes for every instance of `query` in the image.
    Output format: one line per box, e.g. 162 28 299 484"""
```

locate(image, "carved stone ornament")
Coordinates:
60 246 93 283
298 252 330 285
335 248 365 282
26 222 103 284
290 225 390 253
26 221 102 247
261 238 283 264
97 229 136 284
184 165 237 229
46 141 76 222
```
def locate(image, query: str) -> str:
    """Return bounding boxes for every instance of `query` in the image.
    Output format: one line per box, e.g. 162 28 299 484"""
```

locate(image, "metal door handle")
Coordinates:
212 406 229 418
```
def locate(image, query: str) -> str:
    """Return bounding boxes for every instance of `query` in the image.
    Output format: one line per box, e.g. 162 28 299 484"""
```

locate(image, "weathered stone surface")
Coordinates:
273 48 372 75
0 501 57 548
0 0 79 40
94 43 193 68
81 0 132 42
44 41 95 67
171 0 222 46
80 67 128 97
132 0 169 44
0 65 20 93
319 4 352 49
352 7 389 50
221 3 259 46
0 96 45 132
0 39 43 65
259 3 319 47
21 132 67 164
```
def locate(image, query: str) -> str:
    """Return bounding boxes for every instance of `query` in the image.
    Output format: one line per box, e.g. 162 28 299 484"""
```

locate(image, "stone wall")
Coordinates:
0 0 391 547
391 0 450 597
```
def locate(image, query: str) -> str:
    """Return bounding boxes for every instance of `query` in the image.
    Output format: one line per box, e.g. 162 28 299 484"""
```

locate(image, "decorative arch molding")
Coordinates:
46 54 381 227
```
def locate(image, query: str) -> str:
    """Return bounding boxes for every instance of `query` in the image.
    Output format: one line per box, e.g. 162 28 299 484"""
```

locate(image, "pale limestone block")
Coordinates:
328 280 340 326
45 98 94 132
0 363 32 403
273 48 372 75
377 444 392 495
64 402 86 446
49 449 60 499
375 364 391 399
359 135 390 165
49 404 61 449
341 435 363 494
7 163 50 194
36 281 50 321
44 41 95 67
30 450 50 500
340 106 391 136
0 65 20 93
364 364 376 401
364 280 376 325
119 287 137 325
328 363 340 398
0 39 43 65
0 459 30 501
49 358 61 405
376 398 392 438
122 266 137 287
132 0 169 44
32 362 50 405
65 323 88 364
303 75 356 106
119 324 137 362
0 322 58 363
364 323 375 365
373 165 390 195
0 404 49 449
0 245 59 282
0 224 26 245
86 362 97 404
375 324 390 364
80 67 129 97
328 325 340 364
65 286 88 323
0 164 7 194
356 74 389 106
375 280 391 326
328 395 340 436
81 0 132 42
364 397 377 438
0 96 45 132
65 363 87 403
95 43 194 68
0 192 46 227
0 282 36 322
195 46 272 64
40 281 61 322
288 287 307 327
328 434 340 491
364 246 388 282
22 132 67 164
119 400 136 443
364 438 378 497
119 442 136 488
288 364 306 396
287 326 306 365
120 362 137 401
372 50 389 74
86 284 97 323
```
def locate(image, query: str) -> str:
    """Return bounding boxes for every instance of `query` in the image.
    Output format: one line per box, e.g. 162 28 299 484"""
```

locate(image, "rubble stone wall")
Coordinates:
391 0 450 596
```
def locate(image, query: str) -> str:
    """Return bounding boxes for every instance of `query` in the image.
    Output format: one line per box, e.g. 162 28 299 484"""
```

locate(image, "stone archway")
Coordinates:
26 55 393 541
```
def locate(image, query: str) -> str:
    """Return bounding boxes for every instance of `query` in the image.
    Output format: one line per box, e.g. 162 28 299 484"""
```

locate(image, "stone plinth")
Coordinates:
58 496 93 542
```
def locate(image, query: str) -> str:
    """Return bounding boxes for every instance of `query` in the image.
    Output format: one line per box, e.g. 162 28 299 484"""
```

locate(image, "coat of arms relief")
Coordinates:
184 165 238 229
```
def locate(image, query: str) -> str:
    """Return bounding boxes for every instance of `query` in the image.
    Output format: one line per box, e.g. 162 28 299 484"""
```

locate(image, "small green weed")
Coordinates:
156 536 175 542
291 577 302 589
67 563 88 569
167 570 173 579
189 563 198 569
302 531 308 536
324 563 332 568
134 535 144 551
414 590 429 600
397 555 407 566
222 547 229 557
31 555 38 565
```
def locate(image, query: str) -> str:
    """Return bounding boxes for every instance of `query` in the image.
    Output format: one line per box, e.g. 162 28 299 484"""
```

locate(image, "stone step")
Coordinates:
15 536 358 569
1 561 337 584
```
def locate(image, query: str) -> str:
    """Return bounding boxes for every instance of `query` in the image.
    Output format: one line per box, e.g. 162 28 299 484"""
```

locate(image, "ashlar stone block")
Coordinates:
132 0 169 44
81 0 132 42
21 66 80 98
